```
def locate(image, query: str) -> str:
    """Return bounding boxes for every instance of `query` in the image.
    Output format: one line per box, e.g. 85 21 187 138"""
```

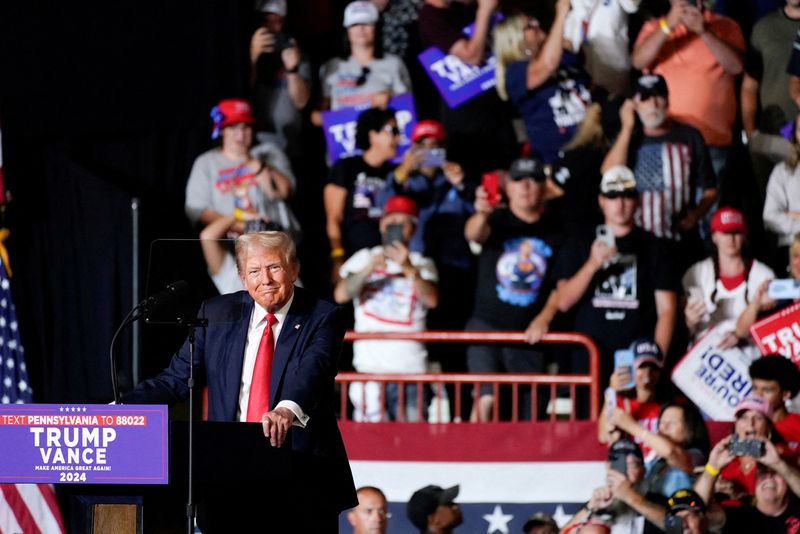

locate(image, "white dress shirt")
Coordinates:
237 292 309 426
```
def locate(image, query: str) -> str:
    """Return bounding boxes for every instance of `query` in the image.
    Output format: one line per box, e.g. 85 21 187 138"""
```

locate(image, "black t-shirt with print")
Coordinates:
470 208 563 330
327 155 394 257
554 226 677 359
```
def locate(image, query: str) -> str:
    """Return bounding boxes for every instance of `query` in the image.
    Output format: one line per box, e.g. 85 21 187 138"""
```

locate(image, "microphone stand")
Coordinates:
178 316 208 534
109 304 145 405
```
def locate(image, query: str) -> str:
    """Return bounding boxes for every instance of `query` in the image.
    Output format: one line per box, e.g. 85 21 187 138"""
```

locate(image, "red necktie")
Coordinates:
246 312 278 422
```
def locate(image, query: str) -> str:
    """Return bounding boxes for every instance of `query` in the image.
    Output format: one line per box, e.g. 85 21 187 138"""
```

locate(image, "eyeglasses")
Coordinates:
525 19 541 31
509 174 546 183
602 191 638 199
382 124 401 136
356 66 371 86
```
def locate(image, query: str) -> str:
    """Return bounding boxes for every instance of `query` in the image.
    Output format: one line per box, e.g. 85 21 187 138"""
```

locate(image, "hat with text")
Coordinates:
609 437 644 461
383 195 419 218
710 206 747 234
210 98 255 139
734 395 773 420
407 485 459 531
411 120 446 143
255 0 287 16
509 157 546 182
630 338 663 369
600 165 636 195
343 1 379 27
667 489 706 514
634 74 669 100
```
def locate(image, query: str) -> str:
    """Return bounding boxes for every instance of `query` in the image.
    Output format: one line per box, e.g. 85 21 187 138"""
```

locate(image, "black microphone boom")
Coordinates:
142 280 190 309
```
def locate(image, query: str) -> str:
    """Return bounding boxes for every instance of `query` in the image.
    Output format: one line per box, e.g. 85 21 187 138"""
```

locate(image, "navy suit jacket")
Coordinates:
122 286 357 512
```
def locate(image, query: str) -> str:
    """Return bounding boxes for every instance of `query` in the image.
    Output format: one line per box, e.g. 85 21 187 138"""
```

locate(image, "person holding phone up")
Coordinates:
463 157 563 421
333 195 438 422
555 165 678 395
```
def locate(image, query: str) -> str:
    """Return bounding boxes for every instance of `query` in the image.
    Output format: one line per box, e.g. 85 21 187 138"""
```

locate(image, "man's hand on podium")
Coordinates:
261 406 294 447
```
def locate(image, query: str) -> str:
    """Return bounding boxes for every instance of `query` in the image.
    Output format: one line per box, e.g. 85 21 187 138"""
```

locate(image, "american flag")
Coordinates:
338 421 606 532
0 243 65 534
633 142 691 240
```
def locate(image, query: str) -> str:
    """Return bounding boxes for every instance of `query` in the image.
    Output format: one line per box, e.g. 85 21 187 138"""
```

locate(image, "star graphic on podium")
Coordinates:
483 504 513 534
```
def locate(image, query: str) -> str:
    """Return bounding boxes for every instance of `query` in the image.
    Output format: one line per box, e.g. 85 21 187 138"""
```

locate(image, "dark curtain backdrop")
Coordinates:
0 1 261 403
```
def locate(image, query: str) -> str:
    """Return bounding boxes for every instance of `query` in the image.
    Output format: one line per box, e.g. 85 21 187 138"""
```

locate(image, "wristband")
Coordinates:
330 247 345 259
234 208 245 222
394 168 408 183
704 463 720 476
659 18 672 36
285 64 300 74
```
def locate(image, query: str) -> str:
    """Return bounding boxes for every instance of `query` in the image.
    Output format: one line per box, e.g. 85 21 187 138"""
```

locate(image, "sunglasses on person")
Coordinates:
381 124 401 136
509 173 546 183
602 190 638 199
356 66 371 86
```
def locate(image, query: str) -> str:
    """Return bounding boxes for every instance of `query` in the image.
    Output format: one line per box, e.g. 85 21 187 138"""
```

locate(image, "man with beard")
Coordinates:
601 74 718 270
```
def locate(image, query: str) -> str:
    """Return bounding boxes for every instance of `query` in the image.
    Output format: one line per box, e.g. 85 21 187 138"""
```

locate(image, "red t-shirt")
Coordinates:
617 397 661 461
776 413 800 457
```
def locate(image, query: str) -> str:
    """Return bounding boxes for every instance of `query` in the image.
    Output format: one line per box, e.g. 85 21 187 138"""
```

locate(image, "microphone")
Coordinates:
141 280 190 309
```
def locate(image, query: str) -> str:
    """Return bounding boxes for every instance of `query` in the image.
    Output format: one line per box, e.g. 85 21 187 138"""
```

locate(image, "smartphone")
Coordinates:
604 387 617 419
420 148 446 168
596 224 615 249
383 223 404 246
614 349 635 390
481 172 500 207
768 279 800 300
687 286 703 303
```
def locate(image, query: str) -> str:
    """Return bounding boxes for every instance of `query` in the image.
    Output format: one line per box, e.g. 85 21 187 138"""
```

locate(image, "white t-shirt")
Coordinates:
682 257 775 338
339 246 438 373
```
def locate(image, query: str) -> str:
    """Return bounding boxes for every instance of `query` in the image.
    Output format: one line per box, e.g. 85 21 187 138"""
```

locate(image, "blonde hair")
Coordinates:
235 231 298 273
493 16 527 101
563 102 605 151
791 233 800 260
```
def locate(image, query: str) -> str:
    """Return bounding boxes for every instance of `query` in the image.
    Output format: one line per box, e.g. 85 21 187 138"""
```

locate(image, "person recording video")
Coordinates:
249 0 311 157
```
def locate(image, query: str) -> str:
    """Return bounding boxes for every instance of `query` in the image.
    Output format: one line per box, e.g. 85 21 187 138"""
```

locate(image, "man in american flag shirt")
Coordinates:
601 74 717 270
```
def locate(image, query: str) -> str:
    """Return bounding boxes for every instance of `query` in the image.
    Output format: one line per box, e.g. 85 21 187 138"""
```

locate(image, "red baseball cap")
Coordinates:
710 207 747 234
411 120 445 143
210 98 255 139
383 195 418 218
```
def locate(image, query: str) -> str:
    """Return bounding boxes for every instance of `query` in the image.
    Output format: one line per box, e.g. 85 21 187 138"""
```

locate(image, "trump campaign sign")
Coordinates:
672 321 754 421
321 93 417 164
0 404 168 484
749 301 800 361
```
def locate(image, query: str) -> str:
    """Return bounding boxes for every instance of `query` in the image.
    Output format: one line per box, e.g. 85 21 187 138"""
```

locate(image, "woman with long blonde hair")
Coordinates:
492 0 591 164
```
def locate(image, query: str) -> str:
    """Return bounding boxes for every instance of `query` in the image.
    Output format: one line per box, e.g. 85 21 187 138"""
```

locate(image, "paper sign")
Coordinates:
321 93 417 164
0 404 168 484
418 48 496 109
671 321 754 421
749 301 800 361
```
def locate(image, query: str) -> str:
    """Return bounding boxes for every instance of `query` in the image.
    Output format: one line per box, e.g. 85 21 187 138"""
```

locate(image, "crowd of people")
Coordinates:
181 0 800 531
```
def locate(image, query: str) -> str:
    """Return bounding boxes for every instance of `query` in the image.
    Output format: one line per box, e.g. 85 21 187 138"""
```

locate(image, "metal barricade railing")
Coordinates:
336 331 600 422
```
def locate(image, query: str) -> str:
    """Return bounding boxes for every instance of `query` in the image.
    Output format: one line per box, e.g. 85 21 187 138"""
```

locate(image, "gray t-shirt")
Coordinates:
320 54 411 110
184 145 296 229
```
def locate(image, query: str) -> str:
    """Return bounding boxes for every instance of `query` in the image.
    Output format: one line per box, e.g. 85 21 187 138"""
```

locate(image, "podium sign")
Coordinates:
0 404 168 484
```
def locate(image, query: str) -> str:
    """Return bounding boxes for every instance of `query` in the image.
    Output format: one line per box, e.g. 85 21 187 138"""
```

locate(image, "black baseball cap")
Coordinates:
609 437 644 461
634 74 669 100
407 485 459 531
667 489 706 514
509 157 546 182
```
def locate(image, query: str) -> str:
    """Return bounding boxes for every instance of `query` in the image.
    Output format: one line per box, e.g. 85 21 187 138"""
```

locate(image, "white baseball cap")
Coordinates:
255 0 287 17
343 1 379 27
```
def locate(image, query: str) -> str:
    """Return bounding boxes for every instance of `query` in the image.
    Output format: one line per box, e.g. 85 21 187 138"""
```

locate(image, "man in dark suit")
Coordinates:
122 231 356 532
